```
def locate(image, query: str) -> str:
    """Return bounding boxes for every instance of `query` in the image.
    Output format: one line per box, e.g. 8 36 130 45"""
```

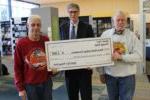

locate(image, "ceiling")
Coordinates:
17 0 76 5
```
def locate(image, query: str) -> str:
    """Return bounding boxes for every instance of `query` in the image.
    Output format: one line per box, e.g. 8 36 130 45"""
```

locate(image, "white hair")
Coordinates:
112 10 127 21
27 15 41 24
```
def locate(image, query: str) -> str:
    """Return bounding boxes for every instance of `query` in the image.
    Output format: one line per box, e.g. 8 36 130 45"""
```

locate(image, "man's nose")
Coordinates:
119 20 122 23
71 13 75 16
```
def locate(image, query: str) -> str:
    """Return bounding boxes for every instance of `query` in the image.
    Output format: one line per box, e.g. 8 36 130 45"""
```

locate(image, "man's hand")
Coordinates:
112 51 122 61
51 67 59 75
99 74 106 84
19 90 27 100
86 65 93 70
87 66 93 70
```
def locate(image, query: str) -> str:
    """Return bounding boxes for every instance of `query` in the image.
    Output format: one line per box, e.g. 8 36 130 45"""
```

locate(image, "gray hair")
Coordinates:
67 3 80 11
112 10 127 21
27 15 41 24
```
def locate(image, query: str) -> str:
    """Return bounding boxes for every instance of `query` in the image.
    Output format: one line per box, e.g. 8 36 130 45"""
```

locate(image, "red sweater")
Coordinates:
14 35 51 91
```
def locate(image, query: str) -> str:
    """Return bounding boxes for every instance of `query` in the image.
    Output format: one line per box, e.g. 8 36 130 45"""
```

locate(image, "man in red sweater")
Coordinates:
14 15 56 100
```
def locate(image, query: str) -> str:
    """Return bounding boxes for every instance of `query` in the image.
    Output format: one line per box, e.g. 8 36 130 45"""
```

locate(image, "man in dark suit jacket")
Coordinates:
60 3 94 100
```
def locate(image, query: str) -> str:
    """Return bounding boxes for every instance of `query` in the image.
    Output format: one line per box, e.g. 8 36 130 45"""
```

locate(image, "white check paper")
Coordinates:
45 38 114 71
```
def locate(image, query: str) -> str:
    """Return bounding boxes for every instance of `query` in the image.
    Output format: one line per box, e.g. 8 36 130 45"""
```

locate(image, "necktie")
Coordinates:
71 25 75 39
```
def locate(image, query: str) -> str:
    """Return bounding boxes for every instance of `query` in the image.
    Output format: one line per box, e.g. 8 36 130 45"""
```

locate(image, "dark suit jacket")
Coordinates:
60 21 94 76
60 21 94 40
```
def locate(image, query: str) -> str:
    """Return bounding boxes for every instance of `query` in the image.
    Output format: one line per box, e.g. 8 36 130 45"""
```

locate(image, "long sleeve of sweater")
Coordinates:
122 33 142 63
14 43 25 91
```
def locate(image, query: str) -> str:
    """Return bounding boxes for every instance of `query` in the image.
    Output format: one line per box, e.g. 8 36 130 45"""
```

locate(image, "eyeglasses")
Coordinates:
68 10 79 14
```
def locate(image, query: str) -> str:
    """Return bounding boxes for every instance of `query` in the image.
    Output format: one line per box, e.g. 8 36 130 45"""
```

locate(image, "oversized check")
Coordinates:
45 37 114 71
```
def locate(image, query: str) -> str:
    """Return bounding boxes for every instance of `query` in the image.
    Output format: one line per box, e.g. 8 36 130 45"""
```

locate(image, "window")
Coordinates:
0 0 9 21
0 0 8 5
12 1 39 18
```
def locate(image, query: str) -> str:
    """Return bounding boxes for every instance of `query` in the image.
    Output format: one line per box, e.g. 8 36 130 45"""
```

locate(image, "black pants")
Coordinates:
65 69 92 100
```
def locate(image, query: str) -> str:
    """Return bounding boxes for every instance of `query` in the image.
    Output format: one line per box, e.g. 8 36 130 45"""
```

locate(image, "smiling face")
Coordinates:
67 4 80 24
113 12 127 32
27 18 41 37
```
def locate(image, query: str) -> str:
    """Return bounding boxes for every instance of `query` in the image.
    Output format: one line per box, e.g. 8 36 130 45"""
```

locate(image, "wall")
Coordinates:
146 13 150 23
130 14 140 33
41 0 139 17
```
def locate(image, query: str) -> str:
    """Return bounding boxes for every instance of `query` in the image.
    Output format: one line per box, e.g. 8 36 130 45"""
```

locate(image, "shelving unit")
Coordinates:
93 17 112 37
0 21 11 56
0 17 28 56
11 17 28 54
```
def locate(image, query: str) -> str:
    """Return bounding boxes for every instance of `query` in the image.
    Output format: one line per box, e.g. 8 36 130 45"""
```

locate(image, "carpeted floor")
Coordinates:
0 76 20 100
0 75 107 100
1 56 150 100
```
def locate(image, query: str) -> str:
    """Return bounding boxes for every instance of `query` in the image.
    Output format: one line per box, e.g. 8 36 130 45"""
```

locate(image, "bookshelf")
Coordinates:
93 17 112 37
0 21 11 56
11 17 28 54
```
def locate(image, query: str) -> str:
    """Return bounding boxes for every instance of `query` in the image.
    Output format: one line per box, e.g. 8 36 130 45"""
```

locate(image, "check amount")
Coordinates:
45 37 114 71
